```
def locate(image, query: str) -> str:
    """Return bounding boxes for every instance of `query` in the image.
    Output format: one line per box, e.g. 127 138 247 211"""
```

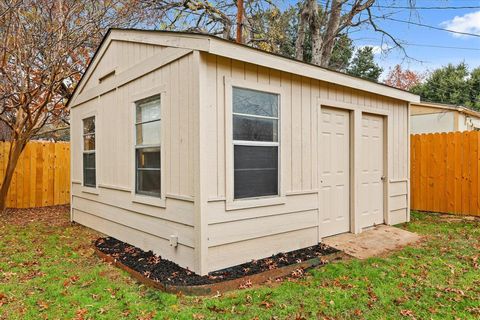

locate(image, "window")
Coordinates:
135 96 161 197
233 87 279 199
83 116 96 187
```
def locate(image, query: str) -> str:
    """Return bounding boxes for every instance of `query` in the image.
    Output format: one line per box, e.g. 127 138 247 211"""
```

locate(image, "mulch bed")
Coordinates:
95 237 339 287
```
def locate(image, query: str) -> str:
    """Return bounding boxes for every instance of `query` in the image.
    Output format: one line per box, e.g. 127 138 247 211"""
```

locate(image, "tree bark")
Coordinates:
0 138 27 211
319 0 342 67
295 0 311 61
309 0 322 66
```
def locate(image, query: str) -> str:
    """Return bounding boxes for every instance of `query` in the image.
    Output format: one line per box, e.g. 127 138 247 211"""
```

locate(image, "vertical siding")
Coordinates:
81 41 163 93
71 43 197 271
86 53 196 198
203 53 410 272
204 55 409 199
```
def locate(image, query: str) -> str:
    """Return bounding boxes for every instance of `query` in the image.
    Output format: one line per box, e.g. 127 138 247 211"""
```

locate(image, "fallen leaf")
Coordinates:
37 300 49 311
260 300 273 309
75 308 88 320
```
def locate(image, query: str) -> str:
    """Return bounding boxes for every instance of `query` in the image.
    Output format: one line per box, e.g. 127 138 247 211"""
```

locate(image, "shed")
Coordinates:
411 101 480 134
69 29 420 275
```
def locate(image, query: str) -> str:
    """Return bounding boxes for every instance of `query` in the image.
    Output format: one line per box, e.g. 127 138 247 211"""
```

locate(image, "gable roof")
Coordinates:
69 28 420 107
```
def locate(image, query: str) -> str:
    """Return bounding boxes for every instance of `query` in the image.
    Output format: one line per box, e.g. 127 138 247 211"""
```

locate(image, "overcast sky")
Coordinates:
340 0 480 78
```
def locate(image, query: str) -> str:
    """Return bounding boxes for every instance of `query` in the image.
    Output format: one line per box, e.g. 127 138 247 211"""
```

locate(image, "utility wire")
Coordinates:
375 16 480 38
353 38 480 51
373 5 480 10
402 43 480 51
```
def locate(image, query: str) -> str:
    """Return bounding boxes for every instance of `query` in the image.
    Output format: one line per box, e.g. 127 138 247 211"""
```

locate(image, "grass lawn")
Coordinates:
0 207 479 319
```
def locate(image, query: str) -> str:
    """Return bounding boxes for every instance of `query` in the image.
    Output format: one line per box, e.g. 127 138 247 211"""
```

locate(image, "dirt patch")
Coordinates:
0 205 70 227
95 237 339 287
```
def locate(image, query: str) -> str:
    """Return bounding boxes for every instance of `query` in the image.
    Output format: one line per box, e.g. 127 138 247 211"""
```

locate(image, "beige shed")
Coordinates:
69 29 419 275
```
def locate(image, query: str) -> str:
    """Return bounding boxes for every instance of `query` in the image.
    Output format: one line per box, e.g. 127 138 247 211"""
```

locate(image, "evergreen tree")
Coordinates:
347 46 383 81
411 63 472 107
468 67 480 109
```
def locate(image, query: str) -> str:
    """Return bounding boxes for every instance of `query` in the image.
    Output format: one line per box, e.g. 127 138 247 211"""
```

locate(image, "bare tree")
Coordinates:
0 0 146 210
295 0 418 67
295 0 376 67
142 0 275 41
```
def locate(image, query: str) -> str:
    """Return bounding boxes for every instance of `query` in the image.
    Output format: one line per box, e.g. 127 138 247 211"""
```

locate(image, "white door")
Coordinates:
359 113 384 228
319 107 350 238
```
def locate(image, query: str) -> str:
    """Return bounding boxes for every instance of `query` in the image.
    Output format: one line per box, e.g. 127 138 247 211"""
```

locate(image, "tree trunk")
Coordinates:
0 139 27 211
309 0 322 66
295 0 311 61
320 0 342 67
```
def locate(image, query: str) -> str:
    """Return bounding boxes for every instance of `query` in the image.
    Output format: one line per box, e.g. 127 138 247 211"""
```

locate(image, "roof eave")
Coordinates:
207 37 419 103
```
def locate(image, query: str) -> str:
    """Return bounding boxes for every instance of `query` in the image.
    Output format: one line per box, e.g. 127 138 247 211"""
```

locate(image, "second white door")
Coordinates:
319 107 350 238
359 113 385 229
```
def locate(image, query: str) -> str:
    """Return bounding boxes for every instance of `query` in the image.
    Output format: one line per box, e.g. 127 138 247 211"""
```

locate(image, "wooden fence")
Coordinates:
0 141 70 208
411 131 480 217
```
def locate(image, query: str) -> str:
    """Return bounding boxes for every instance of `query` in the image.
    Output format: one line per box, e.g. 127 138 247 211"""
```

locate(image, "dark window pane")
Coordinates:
233 87 278 117
136 96 161 123
136 120 161 145
83 133 95 151
83 117 95 134
136 147 160 169
83 153 95 169
83 153 96 187
136 169 161 196
84 169 96 187
233 115 278 142
234 145 278 199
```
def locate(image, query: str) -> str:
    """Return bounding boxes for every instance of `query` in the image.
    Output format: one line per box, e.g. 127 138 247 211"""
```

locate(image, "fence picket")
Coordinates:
411 131 480 217
0 141 70 208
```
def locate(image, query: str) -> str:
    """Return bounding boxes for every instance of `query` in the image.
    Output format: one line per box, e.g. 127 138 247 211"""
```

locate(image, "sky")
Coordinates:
287 0 480 78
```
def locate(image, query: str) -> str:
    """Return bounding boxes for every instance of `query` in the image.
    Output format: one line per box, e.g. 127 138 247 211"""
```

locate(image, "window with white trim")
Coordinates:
233 87 279 199
135 96 161 197
83 116 96 187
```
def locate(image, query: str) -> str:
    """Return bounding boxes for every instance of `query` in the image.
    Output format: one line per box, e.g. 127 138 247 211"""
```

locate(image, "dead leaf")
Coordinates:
0 293 7 306
353 309 363 316
75 308 88 320
400 309 416 319
37 300 49 311
260 300 273 309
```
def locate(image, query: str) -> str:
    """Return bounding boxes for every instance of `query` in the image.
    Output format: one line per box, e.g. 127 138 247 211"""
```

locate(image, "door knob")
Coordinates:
381 176 386 181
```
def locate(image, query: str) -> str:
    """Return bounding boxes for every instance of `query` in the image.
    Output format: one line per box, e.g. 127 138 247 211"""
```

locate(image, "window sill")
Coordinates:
226 195 286 211
81 186 99 195
132 194 166 208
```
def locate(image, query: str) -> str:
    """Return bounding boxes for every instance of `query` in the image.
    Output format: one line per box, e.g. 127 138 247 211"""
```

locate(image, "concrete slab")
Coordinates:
322 225 422 259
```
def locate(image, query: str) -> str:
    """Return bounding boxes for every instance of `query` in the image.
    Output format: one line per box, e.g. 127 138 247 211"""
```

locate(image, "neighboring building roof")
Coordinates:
412 101 480 119
69 28 420 107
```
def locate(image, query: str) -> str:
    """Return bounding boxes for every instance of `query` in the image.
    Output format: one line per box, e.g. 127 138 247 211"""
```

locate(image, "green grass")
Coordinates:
1 208 479 319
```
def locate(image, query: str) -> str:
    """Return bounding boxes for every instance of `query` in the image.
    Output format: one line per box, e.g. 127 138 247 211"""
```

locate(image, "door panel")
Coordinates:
319 107 350 238
359 113 384 228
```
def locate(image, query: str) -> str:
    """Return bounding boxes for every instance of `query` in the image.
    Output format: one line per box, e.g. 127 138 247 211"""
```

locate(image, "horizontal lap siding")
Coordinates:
71 45 197 270
203 53 409 272
208 209 318 247
208 227 317 272
72 208 194 269
71 184 194 226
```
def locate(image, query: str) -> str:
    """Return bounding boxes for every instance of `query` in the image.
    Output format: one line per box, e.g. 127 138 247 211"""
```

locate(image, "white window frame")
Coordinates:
225 77 286 210
130 85 166 208
81 112 98 194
